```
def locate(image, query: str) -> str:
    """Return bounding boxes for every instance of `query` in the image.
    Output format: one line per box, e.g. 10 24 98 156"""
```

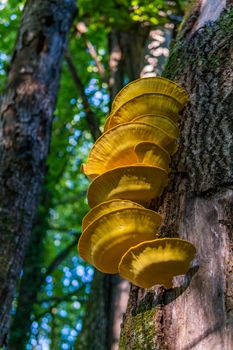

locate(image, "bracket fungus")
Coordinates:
87 165 168 208
134 114 179 139
118 238 196 289
82 122 176 179
105 93 182 131
134 142 171 171
111 76 189 114
82 199 143 231
78 208 162 274
78 76 196 290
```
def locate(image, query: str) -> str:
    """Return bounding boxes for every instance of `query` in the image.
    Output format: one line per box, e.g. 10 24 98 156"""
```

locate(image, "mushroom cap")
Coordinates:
134 114 179 139
87 165 168 208
111 77 189 114
82 122 177 179
78 208 162 274
134 142 171 171
106 93 182 131
82 199 143 231
119 238 196 289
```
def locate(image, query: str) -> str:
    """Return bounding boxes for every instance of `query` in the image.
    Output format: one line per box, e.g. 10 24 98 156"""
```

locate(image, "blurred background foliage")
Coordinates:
0 0 186 349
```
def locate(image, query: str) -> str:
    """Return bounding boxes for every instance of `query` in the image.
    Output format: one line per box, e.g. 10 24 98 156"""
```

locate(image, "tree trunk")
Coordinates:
120 2 233 349
8 189 51 350
0 0 76 345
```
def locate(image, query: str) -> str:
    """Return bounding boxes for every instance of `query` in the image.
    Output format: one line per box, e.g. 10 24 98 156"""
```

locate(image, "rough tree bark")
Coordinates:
120 2 233 349
8 189 51 350
0 0 76 346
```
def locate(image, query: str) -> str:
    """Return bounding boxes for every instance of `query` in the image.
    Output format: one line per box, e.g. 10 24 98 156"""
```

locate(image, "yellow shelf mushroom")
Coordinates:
78 76 196 290
111 76 189 114
105 93 182 131
118 238 196 289
134 114 179 139
134 142 171 171
82 122 176 180
78 208 162 274
87 165 168 208
82 199 143 231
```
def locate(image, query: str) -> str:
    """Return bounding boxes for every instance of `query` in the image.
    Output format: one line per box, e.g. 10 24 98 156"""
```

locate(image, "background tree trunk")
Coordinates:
8 188 51 350
120 2 233 349
0 0 76 345
77 24 150 350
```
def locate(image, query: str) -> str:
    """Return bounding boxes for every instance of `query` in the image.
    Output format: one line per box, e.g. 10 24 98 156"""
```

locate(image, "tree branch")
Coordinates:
65 50 101 141
53 191 86 207
44 235 80 279
33 235 80 294
35 289 86 320
38 285 88 304
76 22 108 83
47 226 79 233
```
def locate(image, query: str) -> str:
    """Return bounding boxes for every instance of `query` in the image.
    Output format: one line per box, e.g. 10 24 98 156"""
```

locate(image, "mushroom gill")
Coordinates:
87 165 168 208
111 76 189 114
134 114 179 139
106 93 182 131
82 122 176 179
82 199 143 231
134 141 171 171
118 238 196 289
78 208 162 274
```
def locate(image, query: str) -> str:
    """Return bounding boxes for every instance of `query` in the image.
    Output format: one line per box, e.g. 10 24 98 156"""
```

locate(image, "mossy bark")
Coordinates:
120 3 233 350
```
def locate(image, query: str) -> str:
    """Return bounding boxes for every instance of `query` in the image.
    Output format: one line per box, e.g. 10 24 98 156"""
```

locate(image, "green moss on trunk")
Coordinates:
119 309 158 350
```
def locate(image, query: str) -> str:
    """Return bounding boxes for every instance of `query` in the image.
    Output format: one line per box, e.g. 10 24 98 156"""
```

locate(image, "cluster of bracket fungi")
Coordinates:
78 77 196 289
